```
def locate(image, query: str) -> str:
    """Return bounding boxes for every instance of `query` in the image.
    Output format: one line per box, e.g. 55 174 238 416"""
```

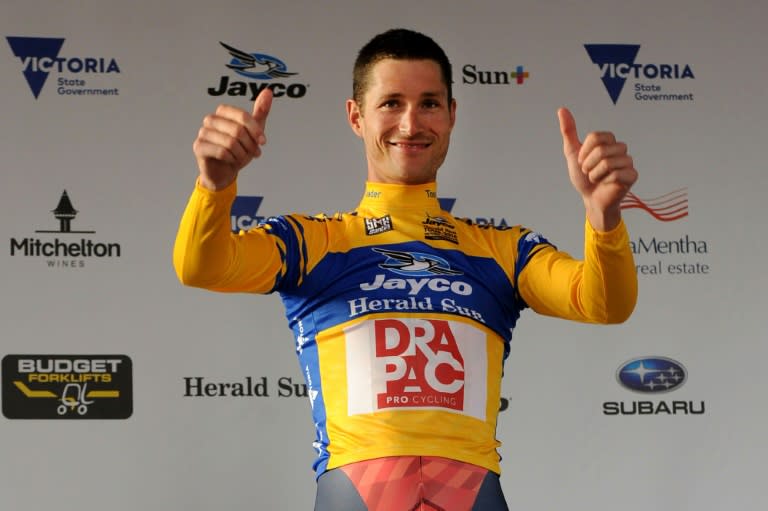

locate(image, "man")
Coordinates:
174 29 637 511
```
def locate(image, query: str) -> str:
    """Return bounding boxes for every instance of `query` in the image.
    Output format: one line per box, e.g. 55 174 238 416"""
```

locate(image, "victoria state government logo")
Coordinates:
2 355 133 419
9 190 122 268
6 36 121 99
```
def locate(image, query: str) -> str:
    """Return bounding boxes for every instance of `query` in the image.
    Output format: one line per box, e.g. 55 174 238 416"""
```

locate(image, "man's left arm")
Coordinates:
518 109 638 324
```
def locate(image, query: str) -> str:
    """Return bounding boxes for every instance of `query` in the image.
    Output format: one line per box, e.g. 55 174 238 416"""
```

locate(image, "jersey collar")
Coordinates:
357 181 444 215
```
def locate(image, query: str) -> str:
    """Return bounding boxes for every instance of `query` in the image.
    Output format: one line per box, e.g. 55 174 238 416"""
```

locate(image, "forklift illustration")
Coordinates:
13 380 120 416
57 383 94 416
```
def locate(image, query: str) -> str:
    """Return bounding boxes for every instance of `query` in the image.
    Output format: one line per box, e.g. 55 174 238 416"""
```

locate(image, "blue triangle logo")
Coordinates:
6 36 66 99
584 44 641 104
438 197 456 213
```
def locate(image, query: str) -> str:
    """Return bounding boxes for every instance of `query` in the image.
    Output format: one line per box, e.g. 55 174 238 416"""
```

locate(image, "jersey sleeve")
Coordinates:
517 218 637 324
173 180 319 294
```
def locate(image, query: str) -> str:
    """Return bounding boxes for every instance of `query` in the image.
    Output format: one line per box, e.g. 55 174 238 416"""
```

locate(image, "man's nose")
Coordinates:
398 106 421 135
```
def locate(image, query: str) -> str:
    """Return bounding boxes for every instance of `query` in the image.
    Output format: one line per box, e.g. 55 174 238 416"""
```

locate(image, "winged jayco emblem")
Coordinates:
372 248 463 277
220 42 297 80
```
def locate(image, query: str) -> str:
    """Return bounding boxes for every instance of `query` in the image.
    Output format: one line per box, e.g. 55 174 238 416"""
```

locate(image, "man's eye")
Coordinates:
381 100 399 108
423 101 440 108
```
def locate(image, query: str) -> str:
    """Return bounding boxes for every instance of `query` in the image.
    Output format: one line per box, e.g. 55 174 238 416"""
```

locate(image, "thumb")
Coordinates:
252 87 273 123
557 107 581 161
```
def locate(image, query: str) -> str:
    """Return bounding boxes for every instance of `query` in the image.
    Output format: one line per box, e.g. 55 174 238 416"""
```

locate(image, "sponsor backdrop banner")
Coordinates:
1 0 766 509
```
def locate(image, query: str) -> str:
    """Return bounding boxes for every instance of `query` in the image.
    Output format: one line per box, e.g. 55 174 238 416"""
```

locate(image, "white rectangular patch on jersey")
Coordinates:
345 318 487 420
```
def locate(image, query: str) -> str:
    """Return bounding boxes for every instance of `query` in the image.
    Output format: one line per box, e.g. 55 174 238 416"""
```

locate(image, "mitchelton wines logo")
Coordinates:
10 190 122 268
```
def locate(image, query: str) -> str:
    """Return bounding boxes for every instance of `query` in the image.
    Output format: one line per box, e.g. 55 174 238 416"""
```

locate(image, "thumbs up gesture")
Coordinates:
558 108 638 231
193 88 274 191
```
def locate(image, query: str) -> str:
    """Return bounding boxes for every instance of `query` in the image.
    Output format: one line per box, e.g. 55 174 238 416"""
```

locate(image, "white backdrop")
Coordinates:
2 0 767 509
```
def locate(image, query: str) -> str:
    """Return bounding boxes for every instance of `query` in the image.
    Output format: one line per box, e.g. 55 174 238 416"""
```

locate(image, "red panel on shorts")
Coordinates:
340 456 487 511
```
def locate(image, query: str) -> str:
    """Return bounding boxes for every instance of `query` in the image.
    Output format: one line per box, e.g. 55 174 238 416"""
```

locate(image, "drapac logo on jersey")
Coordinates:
6 36 121 99
584 44 694 104
345 318 487 419
230 195 266 232
208 42 307 100
2 355 133 419
462 64 530 85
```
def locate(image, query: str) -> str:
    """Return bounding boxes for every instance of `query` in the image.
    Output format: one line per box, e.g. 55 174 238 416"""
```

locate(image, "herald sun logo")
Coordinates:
345 318 487 419
374 319 464 410
462 64 529 85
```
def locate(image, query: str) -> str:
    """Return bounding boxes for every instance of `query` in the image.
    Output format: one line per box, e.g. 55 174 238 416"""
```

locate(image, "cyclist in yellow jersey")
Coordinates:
174 28 638 511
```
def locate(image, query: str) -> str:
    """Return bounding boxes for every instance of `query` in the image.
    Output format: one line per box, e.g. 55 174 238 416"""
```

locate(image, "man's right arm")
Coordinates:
173 179 286 293
173 90 282 293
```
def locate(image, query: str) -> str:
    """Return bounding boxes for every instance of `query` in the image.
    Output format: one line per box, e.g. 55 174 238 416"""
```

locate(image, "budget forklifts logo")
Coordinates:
6 36 121 99
2 355 133 419
584 44 695 104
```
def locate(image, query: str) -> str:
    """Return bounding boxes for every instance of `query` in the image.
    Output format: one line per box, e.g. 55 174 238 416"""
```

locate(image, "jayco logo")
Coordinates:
374 318 464 411
208 42 308 100
360 274 472 296
584 44 694 104
360 247 472 296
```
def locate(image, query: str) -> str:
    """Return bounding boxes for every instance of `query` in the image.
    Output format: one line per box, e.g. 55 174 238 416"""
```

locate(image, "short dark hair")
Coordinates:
352 28 453 106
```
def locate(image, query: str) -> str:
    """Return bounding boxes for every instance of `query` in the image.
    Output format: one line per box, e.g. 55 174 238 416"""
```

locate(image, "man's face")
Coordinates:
347 58 456 185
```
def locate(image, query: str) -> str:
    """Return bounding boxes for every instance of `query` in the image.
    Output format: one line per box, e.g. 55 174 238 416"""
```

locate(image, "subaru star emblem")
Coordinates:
616 356 686 394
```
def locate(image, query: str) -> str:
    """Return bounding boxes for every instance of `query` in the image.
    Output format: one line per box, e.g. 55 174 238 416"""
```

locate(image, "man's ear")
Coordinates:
346 99 363 137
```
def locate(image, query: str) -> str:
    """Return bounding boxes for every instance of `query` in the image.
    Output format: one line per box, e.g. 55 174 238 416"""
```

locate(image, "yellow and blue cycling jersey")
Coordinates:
174 180 636 477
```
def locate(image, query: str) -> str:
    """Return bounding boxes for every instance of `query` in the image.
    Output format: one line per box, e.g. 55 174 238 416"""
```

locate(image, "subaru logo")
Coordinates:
616 357 686 394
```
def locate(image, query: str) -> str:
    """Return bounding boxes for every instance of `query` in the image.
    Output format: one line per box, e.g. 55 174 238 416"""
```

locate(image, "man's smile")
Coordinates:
388 140 432 150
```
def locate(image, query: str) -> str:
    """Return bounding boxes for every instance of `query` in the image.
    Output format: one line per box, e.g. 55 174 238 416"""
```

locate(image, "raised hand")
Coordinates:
558 107 638 231
193 88 274 190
